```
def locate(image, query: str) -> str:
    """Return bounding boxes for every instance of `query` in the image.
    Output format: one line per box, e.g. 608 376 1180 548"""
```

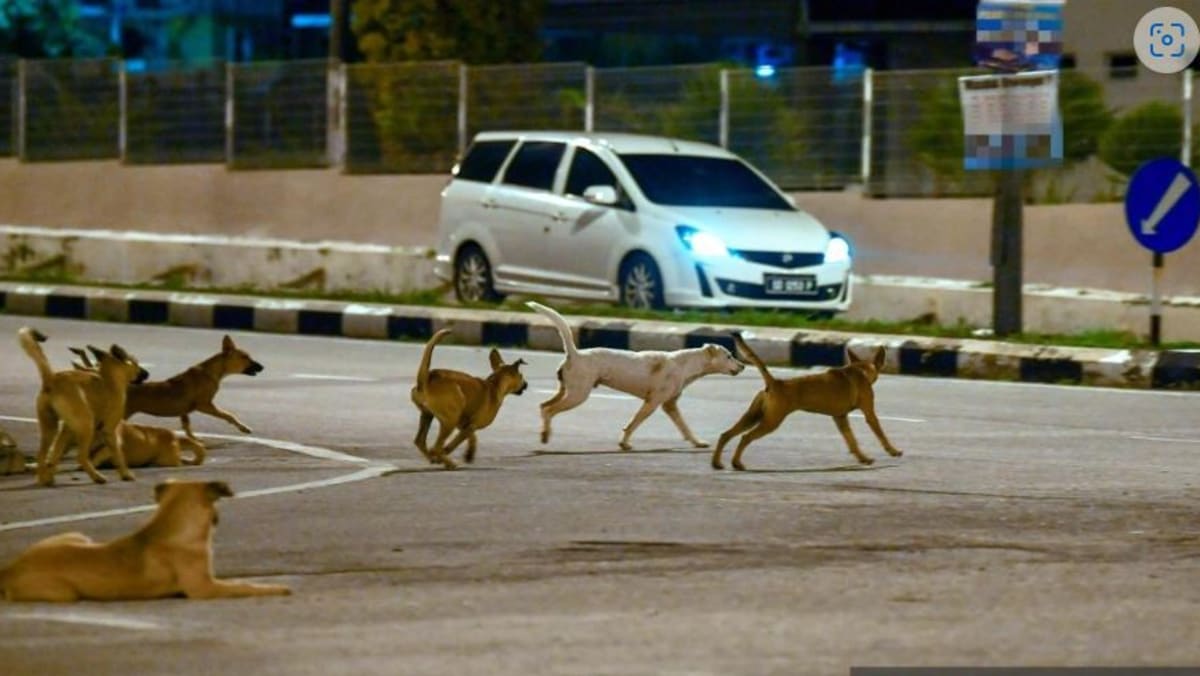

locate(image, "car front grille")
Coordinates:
731 250 824 269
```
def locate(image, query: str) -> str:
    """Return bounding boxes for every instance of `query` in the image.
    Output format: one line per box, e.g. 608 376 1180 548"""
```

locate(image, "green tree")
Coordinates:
0 0 104 57
350 0 546 64
1097 100 1189 177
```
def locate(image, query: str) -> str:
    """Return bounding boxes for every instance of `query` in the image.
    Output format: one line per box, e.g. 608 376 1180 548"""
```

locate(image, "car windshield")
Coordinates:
617 154 794 210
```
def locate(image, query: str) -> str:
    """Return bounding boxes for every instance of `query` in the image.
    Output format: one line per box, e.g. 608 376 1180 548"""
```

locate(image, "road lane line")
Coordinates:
5 610 165 631
290 373 378 382
0 417 394 533
849 412 926 424
1130 435 1200 444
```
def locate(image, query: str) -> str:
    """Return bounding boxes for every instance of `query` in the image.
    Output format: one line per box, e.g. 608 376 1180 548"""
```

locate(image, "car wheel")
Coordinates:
454 245 503 304
619 253 665 310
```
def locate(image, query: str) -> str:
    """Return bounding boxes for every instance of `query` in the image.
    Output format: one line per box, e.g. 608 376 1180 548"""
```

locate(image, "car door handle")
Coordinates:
551 212 569 222
481 199 497 209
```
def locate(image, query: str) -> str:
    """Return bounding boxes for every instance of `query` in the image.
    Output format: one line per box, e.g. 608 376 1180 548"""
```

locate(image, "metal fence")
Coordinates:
1 57 1195 199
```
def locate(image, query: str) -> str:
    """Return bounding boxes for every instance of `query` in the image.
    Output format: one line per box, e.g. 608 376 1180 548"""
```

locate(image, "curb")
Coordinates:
1 282 1198 391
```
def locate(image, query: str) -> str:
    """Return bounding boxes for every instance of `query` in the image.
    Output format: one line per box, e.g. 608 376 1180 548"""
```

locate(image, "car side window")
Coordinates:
564 147 632 210
455 140 516 183
501 141 566 191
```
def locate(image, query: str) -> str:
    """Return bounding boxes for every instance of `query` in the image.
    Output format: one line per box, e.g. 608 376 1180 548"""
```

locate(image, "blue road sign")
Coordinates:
1125 157 1200 254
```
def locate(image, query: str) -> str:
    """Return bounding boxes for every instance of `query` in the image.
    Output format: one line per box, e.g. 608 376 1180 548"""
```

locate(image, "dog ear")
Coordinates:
222 335 236 353
154 481 173 503
845 347 863 365
513 358 527 369
87 345 109 362
205 481 234 501
110 344 129 361
488 348 504 371
873 346 886 370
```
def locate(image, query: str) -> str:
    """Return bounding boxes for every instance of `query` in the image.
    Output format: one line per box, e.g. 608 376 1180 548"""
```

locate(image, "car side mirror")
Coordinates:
583 185 619 206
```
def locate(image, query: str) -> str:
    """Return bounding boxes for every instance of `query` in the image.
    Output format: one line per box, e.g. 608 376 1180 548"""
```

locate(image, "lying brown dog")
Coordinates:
0 480 291 602
712 333 903 471
410 329 528 469
91 422 206 468
19 328 149 486
122 335 263 439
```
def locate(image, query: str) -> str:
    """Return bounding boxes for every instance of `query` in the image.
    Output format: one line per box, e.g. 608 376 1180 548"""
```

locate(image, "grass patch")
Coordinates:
2 272 1198 352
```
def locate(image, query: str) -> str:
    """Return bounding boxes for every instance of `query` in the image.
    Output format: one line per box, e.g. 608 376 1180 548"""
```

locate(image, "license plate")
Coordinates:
763 274 817 296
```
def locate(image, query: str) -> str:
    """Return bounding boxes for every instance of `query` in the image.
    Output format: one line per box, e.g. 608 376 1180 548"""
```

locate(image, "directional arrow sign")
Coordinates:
1125 157 1200 254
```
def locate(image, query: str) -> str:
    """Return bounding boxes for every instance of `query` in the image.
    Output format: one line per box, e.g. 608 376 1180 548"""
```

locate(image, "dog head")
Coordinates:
488 349 528 396
154 479 234 527
845 346 887 383
87 344 150 384
702 343 745 376
221 335 264 377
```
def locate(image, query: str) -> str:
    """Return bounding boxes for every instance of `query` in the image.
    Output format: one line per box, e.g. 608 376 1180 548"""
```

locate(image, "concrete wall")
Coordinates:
2 160 1198 296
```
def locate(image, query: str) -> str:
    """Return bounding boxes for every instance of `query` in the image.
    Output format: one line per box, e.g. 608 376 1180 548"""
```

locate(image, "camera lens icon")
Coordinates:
1136 7 1200 73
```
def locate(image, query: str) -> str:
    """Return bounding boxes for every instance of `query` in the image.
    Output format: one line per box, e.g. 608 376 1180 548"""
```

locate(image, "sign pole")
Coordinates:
991 170 1024 336
1150 251 1163 346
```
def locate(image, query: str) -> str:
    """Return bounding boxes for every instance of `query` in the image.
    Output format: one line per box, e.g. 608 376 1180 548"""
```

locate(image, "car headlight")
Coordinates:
676 225 730 258
824 233 851 264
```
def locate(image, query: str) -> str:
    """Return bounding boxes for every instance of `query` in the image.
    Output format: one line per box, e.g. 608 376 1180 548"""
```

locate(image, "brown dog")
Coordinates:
0 480 291 602
19 328 149 486
122 335 263 439
711 333 903 471
410 329 528 469
90 422 207 468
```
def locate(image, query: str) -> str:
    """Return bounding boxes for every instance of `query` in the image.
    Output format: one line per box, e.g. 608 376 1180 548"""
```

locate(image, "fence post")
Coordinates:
860 67 874 185
224 62 234 165
458 63 468 156
718 68 730 149
118 60 127 162
585 65 595 132
325 60 345 169
16 59 26 162
1183 68 1193 167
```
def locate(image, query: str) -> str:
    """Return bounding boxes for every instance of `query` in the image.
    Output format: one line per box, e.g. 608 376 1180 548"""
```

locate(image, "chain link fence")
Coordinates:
228 59 328 169
124 61 225 164
20 58 120 161
2 57 1196 200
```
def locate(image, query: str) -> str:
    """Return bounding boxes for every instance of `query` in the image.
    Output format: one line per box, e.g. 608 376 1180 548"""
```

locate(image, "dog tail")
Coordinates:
416 328 453 390
179 436 206 466
18 327 54 387
526 301 578 359
733 333 775 386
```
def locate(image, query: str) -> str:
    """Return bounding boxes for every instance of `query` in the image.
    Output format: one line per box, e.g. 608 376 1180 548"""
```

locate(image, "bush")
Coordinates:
1098 100 1187 177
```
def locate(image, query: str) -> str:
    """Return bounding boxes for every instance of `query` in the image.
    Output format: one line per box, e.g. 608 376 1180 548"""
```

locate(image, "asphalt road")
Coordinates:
0 317 1198 676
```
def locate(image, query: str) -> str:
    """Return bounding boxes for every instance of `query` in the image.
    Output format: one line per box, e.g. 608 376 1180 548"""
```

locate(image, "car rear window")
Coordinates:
502 141 567 191
617 154 794 210
455 140 516 183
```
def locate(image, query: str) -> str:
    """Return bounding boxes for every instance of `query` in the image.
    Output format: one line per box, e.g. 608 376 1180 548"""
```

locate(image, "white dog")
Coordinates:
527 301 745 450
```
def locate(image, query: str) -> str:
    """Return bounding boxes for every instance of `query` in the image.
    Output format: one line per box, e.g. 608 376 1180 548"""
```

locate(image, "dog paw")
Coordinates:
857 456 875 466
732 461 746 471
237 425 254 434
692 440 710 449
442 460 459 470
119 474 136 482
618 442 633 451
711 461 724 470
886 448 904 457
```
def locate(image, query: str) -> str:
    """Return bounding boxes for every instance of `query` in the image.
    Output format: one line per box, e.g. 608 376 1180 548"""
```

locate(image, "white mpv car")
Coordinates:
433 131 852 313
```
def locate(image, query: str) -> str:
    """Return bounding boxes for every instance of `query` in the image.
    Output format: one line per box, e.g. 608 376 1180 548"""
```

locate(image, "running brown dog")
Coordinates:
711 333 904 470
122 335 264 439
0 479 291 602
19 328 149 486
410 328 528 469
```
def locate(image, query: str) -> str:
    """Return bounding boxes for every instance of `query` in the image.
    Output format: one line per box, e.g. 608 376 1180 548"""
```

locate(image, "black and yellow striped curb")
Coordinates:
1 282 1197 390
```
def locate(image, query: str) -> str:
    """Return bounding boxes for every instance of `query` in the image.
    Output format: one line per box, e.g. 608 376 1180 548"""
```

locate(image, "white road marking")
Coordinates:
0 417 394 533
289 373 378 382
849 412 926 424
1130 435 1200 445
5 610 165 631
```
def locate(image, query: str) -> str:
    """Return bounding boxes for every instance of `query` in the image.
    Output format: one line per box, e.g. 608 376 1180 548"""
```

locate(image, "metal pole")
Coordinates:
457 63 468 156
718 68 729 149
224 62 234 165
584 65 594 132
1151 252 1163 346
1183 68 1193 167
118 60 127 162
861 67 873 185
991 170 1024 337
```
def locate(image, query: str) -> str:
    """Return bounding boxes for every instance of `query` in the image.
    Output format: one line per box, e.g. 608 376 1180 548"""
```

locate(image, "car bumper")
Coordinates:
664 255 853 312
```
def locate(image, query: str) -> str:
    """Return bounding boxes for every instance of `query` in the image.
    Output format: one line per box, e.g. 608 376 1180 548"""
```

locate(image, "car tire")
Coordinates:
454 245 504 304
619 253 666 310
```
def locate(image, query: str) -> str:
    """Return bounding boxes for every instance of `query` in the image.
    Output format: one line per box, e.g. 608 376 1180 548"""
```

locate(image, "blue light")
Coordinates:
754 64 776 79
291 13 331 29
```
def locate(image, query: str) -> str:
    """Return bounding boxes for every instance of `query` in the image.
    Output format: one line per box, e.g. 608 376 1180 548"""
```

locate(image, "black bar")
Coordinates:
1151 251 1164 347
991 170 1024 337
